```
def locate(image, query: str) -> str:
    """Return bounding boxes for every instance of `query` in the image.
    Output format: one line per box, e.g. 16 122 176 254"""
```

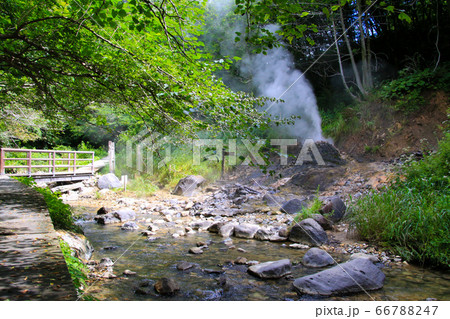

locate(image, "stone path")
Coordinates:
0 178 76 300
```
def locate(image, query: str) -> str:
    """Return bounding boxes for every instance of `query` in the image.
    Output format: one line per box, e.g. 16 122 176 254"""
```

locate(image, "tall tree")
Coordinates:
0 0 274 143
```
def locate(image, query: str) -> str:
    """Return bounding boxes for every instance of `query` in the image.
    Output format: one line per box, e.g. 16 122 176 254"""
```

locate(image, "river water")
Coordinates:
76 209 450 301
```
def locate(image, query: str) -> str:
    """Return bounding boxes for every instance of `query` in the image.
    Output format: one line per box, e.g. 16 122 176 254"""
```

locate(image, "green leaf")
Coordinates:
118 9 127 18
398 12 412 23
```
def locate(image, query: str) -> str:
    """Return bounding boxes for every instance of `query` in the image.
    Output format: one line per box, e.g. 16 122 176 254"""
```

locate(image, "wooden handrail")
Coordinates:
0 148 95 177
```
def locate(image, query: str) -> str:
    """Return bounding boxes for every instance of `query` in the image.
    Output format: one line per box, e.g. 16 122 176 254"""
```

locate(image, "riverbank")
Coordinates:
0 178 76 300
61 152 449 301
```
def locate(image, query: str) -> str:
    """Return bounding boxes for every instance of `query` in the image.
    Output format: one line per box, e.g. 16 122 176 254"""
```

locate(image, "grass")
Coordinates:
349 132 450 268
113 137 253 191
59 240 94 300
293 195 323 223
321 105 361 143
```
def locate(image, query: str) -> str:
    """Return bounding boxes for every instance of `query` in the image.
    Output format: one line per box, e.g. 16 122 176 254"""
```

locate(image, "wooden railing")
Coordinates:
0 148 95 177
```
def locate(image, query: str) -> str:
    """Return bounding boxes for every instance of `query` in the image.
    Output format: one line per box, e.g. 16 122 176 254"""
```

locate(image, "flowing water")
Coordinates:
75 207 450 301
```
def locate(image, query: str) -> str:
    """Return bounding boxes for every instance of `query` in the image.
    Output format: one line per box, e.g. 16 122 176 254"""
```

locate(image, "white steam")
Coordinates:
207 0 324 141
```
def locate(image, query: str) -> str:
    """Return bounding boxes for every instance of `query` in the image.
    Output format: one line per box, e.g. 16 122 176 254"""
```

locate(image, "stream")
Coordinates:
75 206 450 301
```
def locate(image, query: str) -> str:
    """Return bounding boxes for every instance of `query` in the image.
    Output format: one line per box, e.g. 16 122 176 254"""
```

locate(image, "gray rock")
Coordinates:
263 193 285 207
99 257 114 268
207 222 225 233
190 220 213 230
281 198 307 214
56 230 94 260
96 207 110 215
320 197 346 223
248 259 292 279
312 214 333 230
98 173 122 189
189 247 203 254
254 228 274 241
234 257 247 265
350 253 379 263
234 223 260 239
278 227 289 238
154 278 180 296
113 209 136 222
94 213 120 225
123 269 137 276
293 258 385 296
288 218 328 246
218 223 236 237
172 175 206 196
147 224 159 232
302 248 335 267
289 243 310 249
177 261 196 271
268 234 287 242
121 221 139 230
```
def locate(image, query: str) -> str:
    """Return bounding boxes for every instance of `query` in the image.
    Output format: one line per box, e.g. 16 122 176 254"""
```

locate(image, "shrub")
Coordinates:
378 64 450 113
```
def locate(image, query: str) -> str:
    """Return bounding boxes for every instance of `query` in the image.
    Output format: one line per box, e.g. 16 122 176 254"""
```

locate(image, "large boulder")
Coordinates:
288 218 328 246
95 209 136 225
254 228 274 241
234 224 260 239
96 206 110 215
94 214 120 225
57 230 94 261
262 193 285 207
302 248 334 268
113 209 136 222
172 175 206 196
280 198 307 214
320 197 346 223
121 221 139 230
312 214 333 231
248 259 292 279
98 173 122 189
293 258 385 296
207 222 225 233
154 278 180 296
218 223 237 237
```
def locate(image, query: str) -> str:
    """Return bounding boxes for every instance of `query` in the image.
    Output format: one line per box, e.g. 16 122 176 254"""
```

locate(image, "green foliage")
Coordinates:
364 145 380 154
350 133 450 267
126 175 159 197
378 64 450 113
59 240 92 299
14 177 82 233
0 0 278 141
294 195 323 223
321 105 360 142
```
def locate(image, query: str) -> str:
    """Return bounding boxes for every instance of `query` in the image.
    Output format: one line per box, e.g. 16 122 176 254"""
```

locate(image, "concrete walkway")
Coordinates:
0 178 76 300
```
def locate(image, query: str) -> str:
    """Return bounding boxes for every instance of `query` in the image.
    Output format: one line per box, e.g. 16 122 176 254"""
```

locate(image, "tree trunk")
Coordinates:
332 18 357 100
339 6 366 96
356 0 373 90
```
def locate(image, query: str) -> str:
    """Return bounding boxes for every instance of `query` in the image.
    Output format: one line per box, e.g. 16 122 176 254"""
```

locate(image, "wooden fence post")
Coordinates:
52 151 56 176
0 149 5 175
27 150 32 176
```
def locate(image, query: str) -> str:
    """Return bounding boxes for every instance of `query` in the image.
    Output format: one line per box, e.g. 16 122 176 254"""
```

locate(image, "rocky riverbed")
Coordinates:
55 149 449 301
